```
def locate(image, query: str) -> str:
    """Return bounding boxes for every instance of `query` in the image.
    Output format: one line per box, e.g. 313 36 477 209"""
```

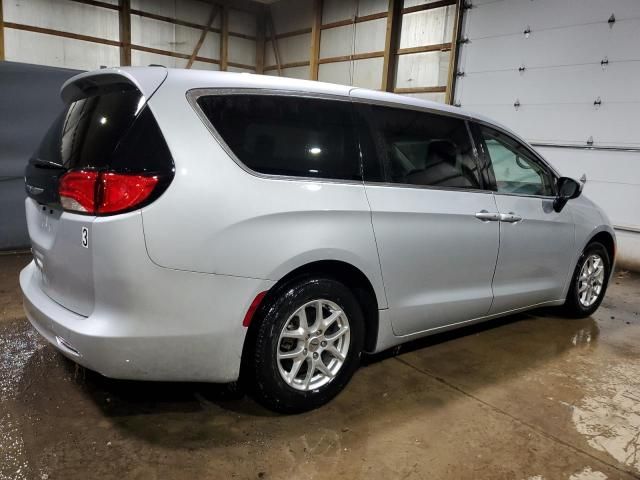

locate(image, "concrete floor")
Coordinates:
1 254 639 480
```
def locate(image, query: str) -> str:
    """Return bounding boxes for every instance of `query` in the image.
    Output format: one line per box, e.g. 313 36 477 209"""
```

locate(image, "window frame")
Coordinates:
187 88 365 185
468 120 560 198
352 99 493 194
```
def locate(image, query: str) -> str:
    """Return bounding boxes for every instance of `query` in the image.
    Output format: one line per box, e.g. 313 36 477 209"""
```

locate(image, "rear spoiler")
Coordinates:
61 66 168 104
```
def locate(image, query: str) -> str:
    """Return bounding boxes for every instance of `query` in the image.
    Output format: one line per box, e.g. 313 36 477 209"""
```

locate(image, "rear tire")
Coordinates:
247 276 364 414
562 242 611 318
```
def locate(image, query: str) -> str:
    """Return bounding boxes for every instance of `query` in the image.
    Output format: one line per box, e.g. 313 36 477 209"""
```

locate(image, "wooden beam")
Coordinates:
118 0 131 66
394 86 447 94
397 42 452 55
0 0 4 61
276 27 312 40
309 0 322 80
131 44 216 63
446 0 464 104
4 22 120 47
318 51 384 64
381 0 402 92
255 9 266 74
229 31 256 41
227 61 256 71
131 9 219 32
130 44 260 70
129 9 253 40
186 4 219 69
267 9 282 76
220 6 229 71
202 0 262 15
402 0 456 15
320 11 388 30
264 60 310 72
70 0 120 10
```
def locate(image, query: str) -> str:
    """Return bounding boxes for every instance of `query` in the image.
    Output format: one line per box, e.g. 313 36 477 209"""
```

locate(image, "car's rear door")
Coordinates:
353 100 500 336
24 70 168 316
471 124 575 314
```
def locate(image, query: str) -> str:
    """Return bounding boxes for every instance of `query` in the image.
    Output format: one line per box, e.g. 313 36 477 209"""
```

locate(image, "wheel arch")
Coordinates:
587 230 616 266
241 259 381 376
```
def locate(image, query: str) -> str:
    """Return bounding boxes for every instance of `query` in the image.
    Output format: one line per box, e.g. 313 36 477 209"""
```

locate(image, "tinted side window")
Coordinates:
197 95 361 181
366 105 481 189
480 127 554 196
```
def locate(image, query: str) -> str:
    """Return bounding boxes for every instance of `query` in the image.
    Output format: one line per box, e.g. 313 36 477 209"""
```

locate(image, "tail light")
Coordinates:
59 169 159 215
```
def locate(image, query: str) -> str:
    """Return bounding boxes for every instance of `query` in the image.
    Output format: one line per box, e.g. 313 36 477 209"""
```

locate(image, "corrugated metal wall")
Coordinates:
4 0 120 70
3 0 459 93
455 0 640 269
265 0 457 102
3 0 258 72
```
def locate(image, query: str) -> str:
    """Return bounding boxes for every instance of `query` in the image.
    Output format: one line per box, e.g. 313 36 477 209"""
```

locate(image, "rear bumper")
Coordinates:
20 261 273 382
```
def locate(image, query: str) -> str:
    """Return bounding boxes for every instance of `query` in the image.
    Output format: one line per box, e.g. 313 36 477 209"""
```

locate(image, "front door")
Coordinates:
475 125 575 314
354 101 500 336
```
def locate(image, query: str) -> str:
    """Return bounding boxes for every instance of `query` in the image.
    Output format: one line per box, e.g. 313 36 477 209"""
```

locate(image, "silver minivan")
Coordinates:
21 67 615 412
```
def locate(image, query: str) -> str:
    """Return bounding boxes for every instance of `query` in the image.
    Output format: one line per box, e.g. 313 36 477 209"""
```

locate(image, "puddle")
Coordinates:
570 362 640 473
524 467 608 480
0 321 43 480
569 467 608 480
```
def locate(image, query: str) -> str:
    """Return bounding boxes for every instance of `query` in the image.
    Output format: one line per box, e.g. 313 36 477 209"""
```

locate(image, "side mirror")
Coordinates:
553 177 582 212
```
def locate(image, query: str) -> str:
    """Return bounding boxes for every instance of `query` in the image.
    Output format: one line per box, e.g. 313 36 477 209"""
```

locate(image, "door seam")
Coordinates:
361 184 390 311
488 192 501 314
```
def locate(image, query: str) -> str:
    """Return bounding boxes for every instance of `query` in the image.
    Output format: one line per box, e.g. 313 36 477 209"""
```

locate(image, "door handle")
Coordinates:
475 210 501 222
499 212 522 223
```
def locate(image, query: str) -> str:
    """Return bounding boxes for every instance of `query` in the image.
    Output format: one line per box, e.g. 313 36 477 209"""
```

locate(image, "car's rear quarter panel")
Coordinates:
141 75 387 308
22 208 274 382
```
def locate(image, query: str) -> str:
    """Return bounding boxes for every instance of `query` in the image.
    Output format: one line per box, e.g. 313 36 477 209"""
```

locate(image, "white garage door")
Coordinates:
455 0 640 267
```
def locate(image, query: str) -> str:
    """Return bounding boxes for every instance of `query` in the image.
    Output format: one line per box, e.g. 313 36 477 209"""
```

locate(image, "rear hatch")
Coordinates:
24 69 173 316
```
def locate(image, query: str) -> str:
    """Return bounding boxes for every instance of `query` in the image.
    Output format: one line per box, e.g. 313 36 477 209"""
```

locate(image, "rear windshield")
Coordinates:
196 94 361 181
36 86 168 173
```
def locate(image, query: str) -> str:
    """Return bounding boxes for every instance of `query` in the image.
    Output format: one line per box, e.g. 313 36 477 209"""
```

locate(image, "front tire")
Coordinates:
562 242 611 318
248 276 364 413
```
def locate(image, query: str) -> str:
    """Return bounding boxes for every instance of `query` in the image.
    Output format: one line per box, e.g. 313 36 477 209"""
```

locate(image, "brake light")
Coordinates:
98 173 158 214
59 170 159 215
58 170 99 213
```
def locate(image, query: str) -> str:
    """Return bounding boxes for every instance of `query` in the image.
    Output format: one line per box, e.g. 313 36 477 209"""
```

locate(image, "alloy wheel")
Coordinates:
577 253 605 308
276 299 350 391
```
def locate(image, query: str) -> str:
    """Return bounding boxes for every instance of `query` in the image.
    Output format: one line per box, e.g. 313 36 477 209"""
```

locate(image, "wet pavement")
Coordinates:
1 252 639 480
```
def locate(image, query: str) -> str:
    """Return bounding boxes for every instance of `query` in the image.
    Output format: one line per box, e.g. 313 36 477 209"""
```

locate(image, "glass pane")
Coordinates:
481 127 554 196
197 95 361 181
370 106 481 189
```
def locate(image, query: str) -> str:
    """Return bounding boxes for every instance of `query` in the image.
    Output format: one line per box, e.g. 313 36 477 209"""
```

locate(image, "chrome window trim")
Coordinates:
349 95 473 123
186 88 560 198
352 101 493 193
186 88 364 187
493 192 556 201
363 180 494 195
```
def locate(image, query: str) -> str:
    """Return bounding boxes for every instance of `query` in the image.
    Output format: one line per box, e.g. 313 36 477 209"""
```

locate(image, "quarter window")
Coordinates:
480 127 554 196
365 105 481 189
196 94 361 181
